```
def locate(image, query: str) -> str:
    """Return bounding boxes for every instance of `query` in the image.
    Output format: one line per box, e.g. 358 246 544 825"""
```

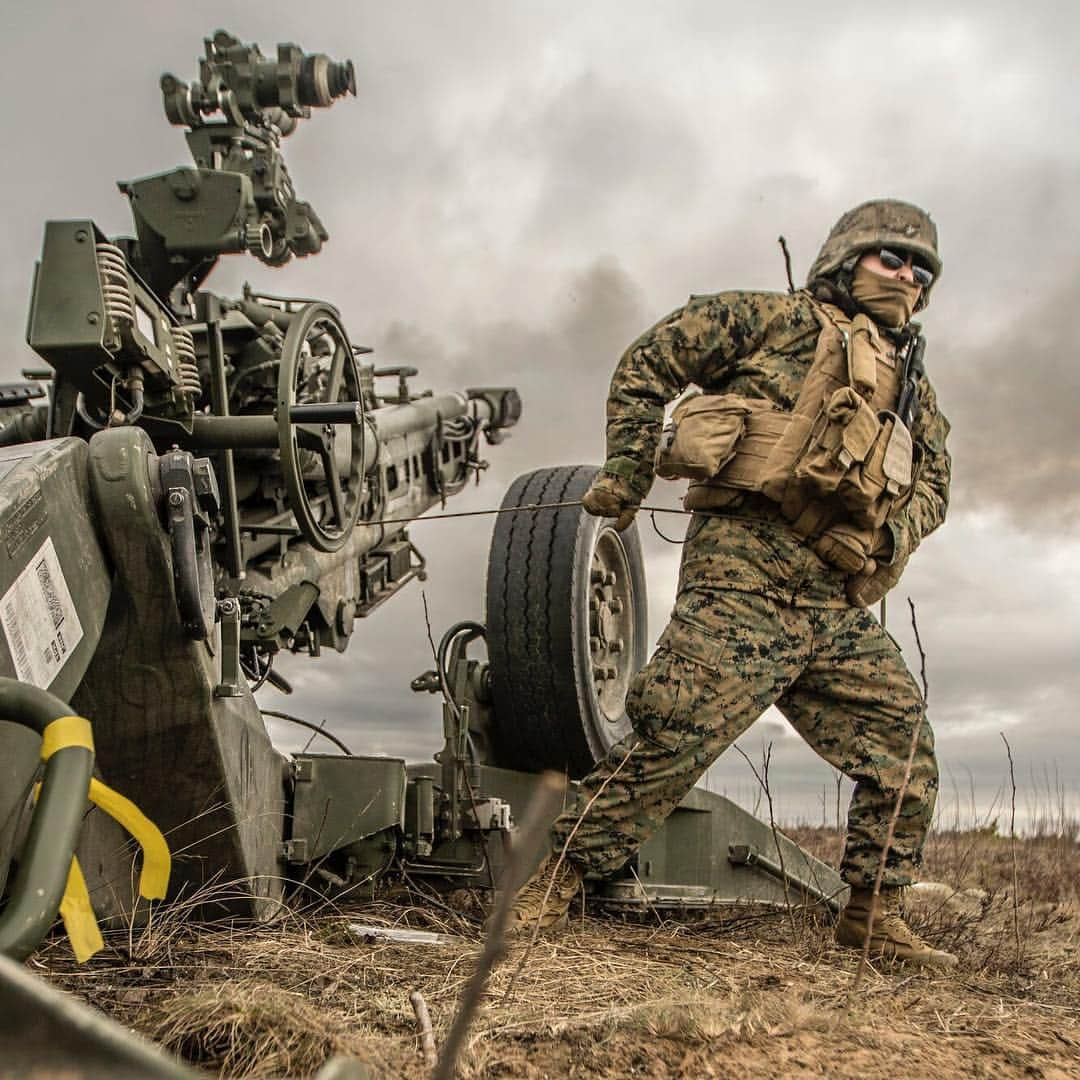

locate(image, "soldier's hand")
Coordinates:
846 529 912 607
813 523 874 574
581 472 640 532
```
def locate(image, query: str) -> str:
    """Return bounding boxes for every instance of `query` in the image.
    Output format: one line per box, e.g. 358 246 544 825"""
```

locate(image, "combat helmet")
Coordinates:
806 199 941 310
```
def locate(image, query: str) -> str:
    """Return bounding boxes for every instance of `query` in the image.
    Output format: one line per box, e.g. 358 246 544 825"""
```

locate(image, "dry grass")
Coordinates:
147 980 377 1078
30 827 1080 1078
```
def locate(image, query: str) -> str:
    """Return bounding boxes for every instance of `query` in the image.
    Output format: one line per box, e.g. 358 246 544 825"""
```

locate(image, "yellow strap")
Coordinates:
40 715 94 761
33 713 171 961
88 778 171 900
58 856 105 963
38 715 169 898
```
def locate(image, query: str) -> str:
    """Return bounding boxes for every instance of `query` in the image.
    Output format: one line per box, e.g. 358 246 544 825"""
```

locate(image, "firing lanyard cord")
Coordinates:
649 509 709 545
374 499 697 525
373 498 706 545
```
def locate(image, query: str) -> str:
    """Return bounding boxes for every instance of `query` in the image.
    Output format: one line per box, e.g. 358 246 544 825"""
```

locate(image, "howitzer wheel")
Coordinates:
277 303 366 552
485 465 648 778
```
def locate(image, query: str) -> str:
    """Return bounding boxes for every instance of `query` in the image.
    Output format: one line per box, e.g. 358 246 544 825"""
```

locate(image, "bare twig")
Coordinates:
420 590 439 666
910 598 929 700
850 597 929 997
835 768 845 865
628 863 664 927
433 772 564 1080
734 742 798 940
410 989 437 1069
778 235 796 294
1000 732 1023 965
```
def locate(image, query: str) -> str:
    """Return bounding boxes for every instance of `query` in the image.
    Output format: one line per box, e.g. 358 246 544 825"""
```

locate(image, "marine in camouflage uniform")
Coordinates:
510 200 956 966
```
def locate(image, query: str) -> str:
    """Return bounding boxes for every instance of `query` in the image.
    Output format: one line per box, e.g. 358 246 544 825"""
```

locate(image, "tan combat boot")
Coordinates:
836 887 958 968
502 854 583 935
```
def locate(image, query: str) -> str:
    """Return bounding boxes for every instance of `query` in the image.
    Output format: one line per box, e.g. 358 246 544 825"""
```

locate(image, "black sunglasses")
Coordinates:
879 248 934 287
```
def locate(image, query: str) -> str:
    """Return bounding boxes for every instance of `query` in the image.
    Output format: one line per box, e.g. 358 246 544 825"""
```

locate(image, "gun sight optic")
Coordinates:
162 29 355 130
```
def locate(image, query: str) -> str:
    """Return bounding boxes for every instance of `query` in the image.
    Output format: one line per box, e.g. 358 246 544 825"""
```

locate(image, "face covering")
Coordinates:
850 263 922 329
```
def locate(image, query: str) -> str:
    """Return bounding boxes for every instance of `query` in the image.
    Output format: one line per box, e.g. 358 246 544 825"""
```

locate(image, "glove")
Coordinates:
813 523 895 576
813 523 876 574
581 472 641 532
846 529 912 607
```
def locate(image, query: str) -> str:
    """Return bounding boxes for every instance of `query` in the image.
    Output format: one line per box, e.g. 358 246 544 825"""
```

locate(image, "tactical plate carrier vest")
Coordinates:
656 301 919 573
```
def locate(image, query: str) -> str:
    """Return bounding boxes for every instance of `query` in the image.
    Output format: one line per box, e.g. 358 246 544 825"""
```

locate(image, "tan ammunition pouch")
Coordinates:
655 393 753 481
657 301 918 573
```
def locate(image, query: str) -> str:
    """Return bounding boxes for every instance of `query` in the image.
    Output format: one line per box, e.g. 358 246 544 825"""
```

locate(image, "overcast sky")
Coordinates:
3 1 1077 829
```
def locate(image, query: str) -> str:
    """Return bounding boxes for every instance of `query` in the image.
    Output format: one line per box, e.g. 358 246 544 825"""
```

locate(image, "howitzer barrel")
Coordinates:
371 392 469 441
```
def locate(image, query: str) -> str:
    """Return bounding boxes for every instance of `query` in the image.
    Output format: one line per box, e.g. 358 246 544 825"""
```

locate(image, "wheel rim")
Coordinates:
588 527 637 724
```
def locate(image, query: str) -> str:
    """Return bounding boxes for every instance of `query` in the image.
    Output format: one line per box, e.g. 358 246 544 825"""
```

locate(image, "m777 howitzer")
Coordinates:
0 32 844 1031
0 29 518 937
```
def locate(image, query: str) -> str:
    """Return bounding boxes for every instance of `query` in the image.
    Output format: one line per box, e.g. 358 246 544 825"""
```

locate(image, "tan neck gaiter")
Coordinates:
850 263 922 329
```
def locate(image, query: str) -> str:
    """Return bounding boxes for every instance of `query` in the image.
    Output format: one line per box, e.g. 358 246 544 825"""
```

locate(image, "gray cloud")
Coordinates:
931 272 1080 529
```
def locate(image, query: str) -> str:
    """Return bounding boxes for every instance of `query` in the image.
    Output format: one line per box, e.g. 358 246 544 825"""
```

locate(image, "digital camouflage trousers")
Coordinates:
551 589 938 888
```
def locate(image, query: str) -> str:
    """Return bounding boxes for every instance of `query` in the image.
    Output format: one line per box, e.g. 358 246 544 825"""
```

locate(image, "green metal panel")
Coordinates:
290 754 406 863
124 170 252 255
0 438 111 702
72 426 287 920
26 221 110 355
613 786 848 910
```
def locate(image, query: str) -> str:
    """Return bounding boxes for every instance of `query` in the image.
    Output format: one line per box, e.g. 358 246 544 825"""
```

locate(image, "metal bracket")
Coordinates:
159 448 220 639
470 797 512 832
279 838 309 864
213 597 244 698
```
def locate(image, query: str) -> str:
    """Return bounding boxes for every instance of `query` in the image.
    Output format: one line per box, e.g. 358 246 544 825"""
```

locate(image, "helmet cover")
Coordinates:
806 199 941 309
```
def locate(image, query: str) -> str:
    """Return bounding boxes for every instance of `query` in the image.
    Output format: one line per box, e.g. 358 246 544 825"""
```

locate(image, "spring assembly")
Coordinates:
95 242 136 337
171 326 202 400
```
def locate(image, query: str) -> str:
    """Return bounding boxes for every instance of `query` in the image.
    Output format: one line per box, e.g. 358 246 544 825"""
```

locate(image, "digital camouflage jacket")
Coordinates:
603 290 951 608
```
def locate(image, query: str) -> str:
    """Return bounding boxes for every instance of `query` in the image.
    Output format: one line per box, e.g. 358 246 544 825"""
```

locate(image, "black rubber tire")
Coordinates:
485 465 648 778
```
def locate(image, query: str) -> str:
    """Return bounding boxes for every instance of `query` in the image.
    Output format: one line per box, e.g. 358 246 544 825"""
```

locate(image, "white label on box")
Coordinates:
1 536 84 689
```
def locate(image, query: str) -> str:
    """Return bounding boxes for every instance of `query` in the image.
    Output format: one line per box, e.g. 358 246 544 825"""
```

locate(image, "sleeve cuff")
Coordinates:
603 457 652 497
882 519 913 565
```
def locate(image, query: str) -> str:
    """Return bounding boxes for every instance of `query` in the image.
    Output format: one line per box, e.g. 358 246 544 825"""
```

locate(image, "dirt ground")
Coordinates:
31 827 1080 1078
